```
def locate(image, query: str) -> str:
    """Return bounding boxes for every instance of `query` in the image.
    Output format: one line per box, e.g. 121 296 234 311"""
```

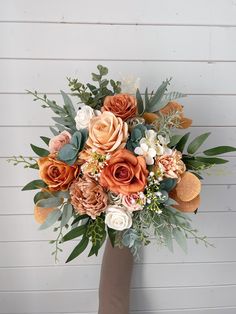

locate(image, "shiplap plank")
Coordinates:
1 24 236 60
1 0 236 25
1 286 236 312
0 212 235 242
1 60 236 94
1 94 236 127
1 126 236 156
1 262 236 291
1 185 234 215
0 237 235 267
16 309 236 314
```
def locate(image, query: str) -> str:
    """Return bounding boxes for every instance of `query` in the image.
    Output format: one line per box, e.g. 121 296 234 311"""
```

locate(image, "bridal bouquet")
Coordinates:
9 65 236 262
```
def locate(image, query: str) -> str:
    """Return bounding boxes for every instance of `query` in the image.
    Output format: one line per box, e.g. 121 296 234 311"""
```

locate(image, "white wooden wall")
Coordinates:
1 1 236 313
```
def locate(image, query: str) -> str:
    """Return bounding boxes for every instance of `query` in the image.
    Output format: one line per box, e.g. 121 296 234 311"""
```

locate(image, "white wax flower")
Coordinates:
75 105 100 130
134 142 157 165
105 206 132 231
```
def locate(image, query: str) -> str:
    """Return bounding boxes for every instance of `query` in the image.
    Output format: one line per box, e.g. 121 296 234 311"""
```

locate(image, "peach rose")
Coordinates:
86 111 128 154
100 149 148 195
49 131 72 154
70 176 108 219
38 155 79 191
102 94 137 121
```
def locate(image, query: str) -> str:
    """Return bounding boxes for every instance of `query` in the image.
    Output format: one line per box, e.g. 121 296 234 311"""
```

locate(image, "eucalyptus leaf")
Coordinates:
61 204 73 227
50 126 59 136
40 136 51 146
22 179 47 191
176 132 190 152
187 132 211 154
66 235 89 263
168 135 183 148
62 224 87 242
39 209 62 230
136 88 144 115
60 90 76 118
36 196 63 208
203 146 236 156
195 156 228 164
30 144 49 157
173 228 188 253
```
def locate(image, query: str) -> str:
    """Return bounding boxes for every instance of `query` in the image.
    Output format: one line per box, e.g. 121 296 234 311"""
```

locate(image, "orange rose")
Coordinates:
100 149 148 195
38 155 79 191
86 111 128 154
102 94 137 121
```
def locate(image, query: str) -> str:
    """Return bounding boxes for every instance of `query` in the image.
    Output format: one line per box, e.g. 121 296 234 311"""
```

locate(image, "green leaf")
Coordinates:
97 64 108 76
162 91 187 102
107 227 116 247
144 88 149 107
40 136 51 146
61 204 73 227
195 157 228 164
147 78 171 111
36 196 63 208
184 159 210 170
88 232 106 257
62 224 87 242
203 146 236 156
176 132 190 152
168 135 183 148
190 172 204 180
33 190 51 204
159 178 177 192
50 126 59 136
66 235 89 263
39 209 62 230
30 144 49 157
162 227 173 253
57 144 78 165
173 228 188 253
187 132 211 154
22 179 47 191
60 90 76 118
72 214 89 225
136 88 144 115
71 131 82 147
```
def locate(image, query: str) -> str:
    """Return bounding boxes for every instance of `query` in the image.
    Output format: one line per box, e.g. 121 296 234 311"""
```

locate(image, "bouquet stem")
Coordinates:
98 239 134 314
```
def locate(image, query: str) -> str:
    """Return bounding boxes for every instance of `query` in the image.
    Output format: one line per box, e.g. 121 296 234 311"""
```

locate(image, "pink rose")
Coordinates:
49 131 72 154
122 193 146 212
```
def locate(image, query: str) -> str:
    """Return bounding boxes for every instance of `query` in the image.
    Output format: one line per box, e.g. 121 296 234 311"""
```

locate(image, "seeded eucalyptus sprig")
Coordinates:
68 64 121 110
7 155 39 169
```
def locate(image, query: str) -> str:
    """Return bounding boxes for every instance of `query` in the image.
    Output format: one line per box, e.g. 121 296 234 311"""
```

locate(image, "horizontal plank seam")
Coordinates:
1 92 236 97
1 283 236 293
1 57 236 63
1 20 236 28
0 261 236 269
0 211 234 217
1 305 236 314
0 236 235 244
1 124 236 128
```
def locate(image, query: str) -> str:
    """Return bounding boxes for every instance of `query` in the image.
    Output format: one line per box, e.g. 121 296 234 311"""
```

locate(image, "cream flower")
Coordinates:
105 206 132 231
134 142 156 165
75 105 100 130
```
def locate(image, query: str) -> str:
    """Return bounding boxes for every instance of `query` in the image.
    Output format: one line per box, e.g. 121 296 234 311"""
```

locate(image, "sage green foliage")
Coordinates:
126 124 148 152
27 89 77 134
68 65 121 110
169 131 232 173
136 78 186 114
22 179 47 191
87 217 106 257
58 129 88 165
7 155 38 170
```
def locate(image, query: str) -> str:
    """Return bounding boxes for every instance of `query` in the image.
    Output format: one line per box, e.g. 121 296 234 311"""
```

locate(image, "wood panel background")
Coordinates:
1 1 236 313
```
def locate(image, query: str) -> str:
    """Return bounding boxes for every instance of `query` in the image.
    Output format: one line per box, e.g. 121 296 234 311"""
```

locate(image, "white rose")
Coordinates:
105 206 132 231
75 105 100 130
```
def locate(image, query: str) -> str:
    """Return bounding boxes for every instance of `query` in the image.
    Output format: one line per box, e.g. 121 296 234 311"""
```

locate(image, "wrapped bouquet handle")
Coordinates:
98 239 134 314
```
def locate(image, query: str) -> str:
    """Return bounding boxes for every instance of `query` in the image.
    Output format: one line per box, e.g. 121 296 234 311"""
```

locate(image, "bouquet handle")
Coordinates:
98 239 134 314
